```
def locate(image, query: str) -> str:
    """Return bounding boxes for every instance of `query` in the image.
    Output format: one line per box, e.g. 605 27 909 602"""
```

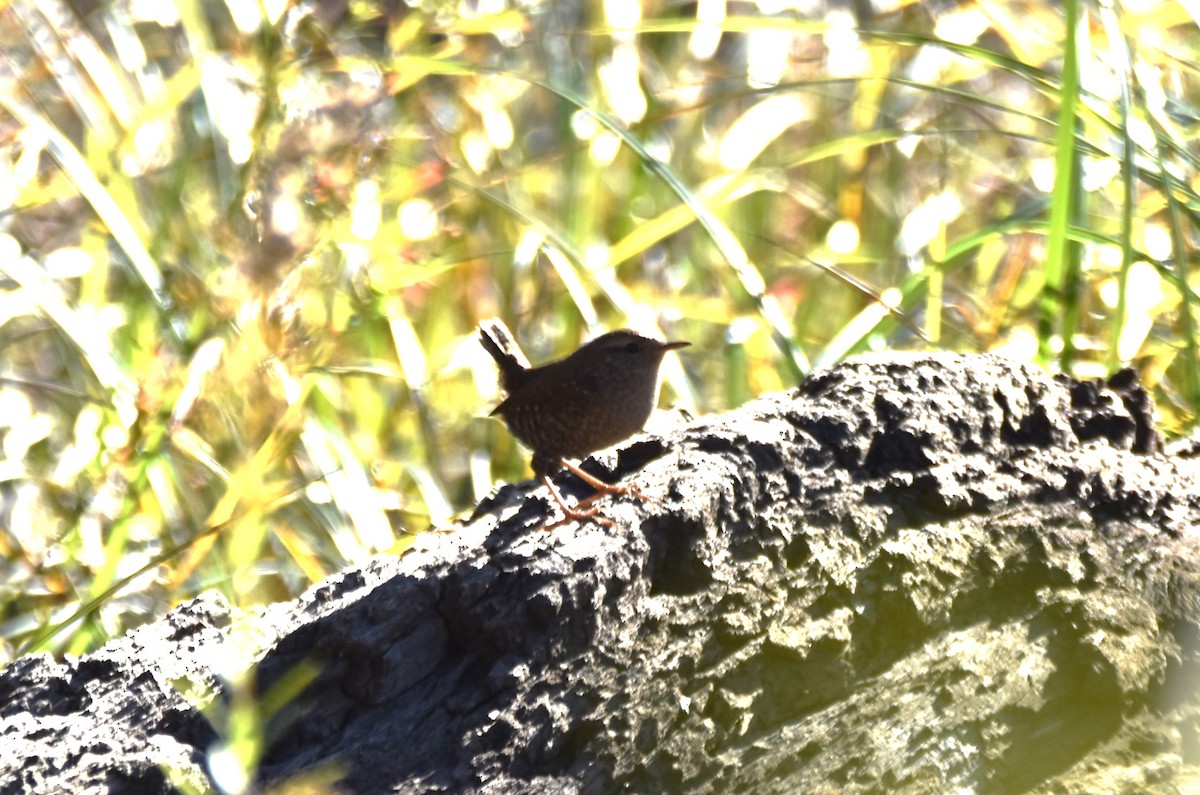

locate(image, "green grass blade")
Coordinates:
1039 0 1083 367
0 94 169 313
1099 3 1137 373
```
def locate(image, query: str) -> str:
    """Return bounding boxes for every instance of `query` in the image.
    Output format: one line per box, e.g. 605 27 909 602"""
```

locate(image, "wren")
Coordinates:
480 319 689 527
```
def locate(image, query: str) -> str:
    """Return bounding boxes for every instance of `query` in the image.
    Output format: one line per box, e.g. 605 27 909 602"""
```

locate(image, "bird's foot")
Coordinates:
541 505 616 531
539 474 616 530
560 459 654 502
536 459 658 530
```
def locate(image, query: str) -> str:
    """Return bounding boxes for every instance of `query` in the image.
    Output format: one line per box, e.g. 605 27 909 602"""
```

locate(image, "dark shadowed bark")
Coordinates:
3 352 1199 794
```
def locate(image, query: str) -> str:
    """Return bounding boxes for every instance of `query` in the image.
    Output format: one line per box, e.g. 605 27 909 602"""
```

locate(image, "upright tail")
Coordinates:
478 318 530 392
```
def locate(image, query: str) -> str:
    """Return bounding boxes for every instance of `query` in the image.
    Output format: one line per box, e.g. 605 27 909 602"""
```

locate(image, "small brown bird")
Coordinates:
480 319 689 526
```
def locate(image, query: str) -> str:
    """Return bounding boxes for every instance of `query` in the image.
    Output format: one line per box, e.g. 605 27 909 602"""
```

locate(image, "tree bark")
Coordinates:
2 352 1198 794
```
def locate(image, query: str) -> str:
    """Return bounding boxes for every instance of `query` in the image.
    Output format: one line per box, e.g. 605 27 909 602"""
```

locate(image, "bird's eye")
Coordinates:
623 342 640 354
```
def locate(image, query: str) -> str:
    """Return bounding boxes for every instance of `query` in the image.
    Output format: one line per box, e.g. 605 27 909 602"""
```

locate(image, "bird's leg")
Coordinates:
559 459 651 506
538 458 655 530
540 473 614 530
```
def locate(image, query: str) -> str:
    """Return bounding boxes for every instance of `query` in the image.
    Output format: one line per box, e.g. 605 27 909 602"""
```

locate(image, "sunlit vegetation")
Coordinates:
0 0 1196 663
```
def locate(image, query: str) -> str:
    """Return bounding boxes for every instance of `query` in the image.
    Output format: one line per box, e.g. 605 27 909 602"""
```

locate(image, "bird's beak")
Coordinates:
663 340 691 351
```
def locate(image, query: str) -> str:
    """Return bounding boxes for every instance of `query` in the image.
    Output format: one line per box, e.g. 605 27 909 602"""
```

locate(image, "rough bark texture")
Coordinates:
2 352 1199 794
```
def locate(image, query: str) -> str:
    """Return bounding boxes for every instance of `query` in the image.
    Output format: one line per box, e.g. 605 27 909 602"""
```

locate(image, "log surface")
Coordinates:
2 352 1198 794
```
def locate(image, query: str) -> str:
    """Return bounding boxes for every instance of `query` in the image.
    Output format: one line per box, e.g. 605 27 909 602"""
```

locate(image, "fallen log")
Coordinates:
2 352 1198 794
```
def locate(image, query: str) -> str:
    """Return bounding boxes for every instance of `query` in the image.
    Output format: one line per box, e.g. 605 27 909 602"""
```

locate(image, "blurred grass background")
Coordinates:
0 0 1197 663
